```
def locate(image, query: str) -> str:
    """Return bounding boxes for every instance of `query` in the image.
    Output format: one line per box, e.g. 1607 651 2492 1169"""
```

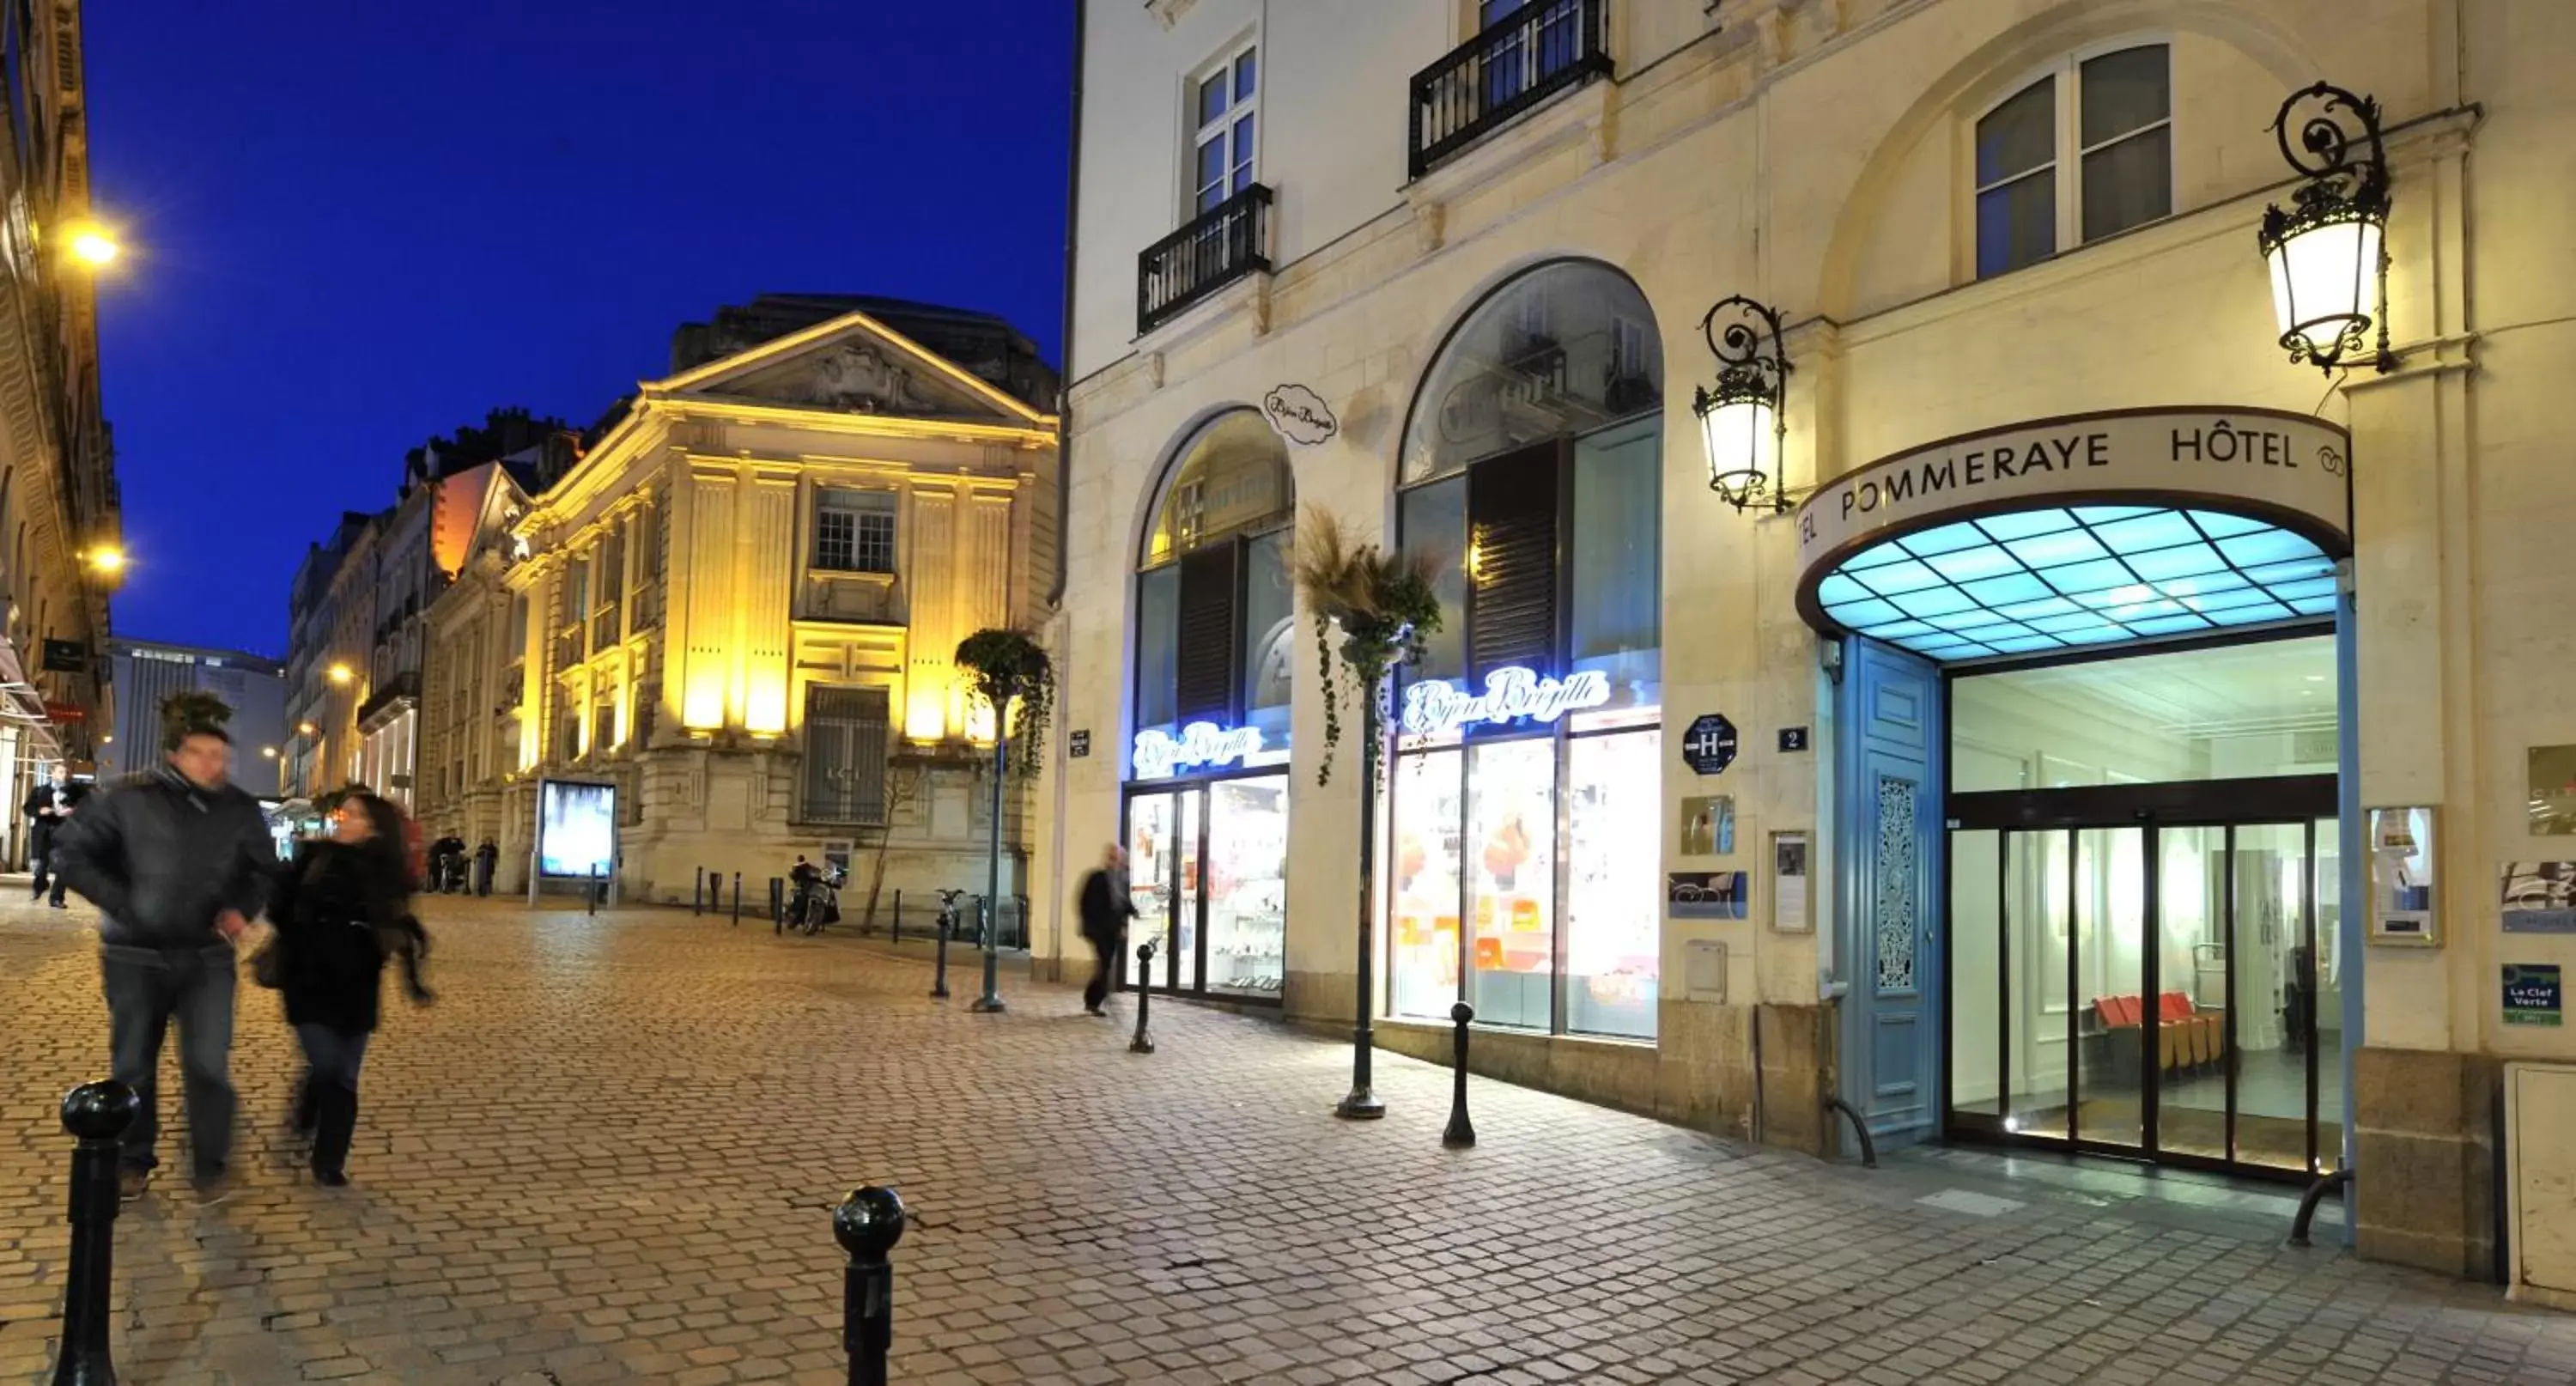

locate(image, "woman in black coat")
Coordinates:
270 793 429 1186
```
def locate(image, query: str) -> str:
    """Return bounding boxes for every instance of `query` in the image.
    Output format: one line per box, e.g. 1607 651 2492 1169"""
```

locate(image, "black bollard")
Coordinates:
833 1185 906 1386
769 877 786 932
52 1080 138 1386
891 889 902 943
1129 940 1157 1055
1443 1001 1477 1149
732 872 743 928
930 914 951 999
587 867 599 916
694 866 705 916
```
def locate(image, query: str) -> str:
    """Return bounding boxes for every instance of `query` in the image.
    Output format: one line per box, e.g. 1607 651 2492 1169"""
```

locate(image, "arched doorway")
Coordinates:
1123 408 1296 999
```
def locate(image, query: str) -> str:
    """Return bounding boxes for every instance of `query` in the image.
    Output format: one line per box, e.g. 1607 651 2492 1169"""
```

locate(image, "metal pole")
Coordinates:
52 1080 137 1386
587 866 598 916
731 872 742 928
892 889 902 944
694 866 704 916
1443 1001 1477 1148
833 1186 906 1386
771 877 786 935
972 731 1007 1012
1130 940 1157 1055
1336 672 1388 1119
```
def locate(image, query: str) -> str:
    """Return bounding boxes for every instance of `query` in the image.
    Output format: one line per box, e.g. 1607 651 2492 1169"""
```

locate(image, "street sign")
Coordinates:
41 639 84 673
41 701 83 724
1068 729 1091 759
1778 726 1810 753
1681 714 1738 776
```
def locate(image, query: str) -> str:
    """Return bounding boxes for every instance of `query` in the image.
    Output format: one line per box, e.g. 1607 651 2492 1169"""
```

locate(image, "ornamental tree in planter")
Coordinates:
1293 506 1443 1119
955 628 1056 1013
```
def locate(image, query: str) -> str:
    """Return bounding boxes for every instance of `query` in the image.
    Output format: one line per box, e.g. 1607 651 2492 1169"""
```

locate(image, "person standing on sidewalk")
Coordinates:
471 837 498 897
270 792 428 1187
23 763 85 908
1077 843 1137 1016
52 718 275 1202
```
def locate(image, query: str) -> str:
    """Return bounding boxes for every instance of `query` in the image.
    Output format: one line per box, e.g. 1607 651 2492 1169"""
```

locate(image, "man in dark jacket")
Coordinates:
54 723 275 1202
23 763 85 907
471 838 499 897
1077 843 1139 1016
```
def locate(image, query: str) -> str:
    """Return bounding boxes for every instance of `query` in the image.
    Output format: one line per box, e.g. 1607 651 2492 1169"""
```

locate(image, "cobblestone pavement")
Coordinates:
2 894 2571 1386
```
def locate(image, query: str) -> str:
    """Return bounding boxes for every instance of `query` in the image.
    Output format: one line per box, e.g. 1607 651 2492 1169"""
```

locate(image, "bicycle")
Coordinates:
933 888 968 943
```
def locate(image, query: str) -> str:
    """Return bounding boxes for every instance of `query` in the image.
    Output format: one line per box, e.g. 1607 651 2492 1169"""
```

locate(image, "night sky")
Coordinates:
84 0 1073 657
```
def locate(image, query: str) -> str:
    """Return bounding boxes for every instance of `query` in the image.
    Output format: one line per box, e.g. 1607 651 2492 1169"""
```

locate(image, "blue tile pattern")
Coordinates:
1817 508 2336 662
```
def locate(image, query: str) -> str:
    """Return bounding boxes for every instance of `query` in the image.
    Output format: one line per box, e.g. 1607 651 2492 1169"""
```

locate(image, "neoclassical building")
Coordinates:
418 300 1060 906
1041 0 2575 1286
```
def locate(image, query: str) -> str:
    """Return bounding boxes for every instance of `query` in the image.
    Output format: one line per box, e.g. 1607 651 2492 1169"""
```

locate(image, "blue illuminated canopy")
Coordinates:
1814 506 2337 662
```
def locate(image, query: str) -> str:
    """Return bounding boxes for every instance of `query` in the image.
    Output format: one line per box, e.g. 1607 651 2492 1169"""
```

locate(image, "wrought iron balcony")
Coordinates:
1408 0 1612 179
1137 183 1273 337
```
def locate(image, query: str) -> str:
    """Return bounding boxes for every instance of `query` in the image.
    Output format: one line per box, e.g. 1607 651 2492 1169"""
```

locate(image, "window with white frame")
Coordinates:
1974 43 2172 279
814 489 897 575
1190 43 1257 215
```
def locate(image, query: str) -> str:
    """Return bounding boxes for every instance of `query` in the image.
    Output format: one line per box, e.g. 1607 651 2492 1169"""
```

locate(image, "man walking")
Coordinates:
1077 843 1138 1016
24 762 84 908
54 717 276 1202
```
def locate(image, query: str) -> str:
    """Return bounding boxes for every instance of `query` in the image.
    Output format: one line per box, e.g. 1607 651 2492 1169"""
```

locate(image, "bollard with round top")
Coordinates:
52 1080 138 1386
834 1185 907 1386
1443 1002 1477 1148
1129 939 1157 1055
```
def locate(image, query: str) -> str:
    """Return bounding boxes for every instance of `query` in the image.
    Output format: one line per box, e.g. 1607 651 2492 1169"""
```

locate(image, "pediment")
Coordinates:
659 313 1041 427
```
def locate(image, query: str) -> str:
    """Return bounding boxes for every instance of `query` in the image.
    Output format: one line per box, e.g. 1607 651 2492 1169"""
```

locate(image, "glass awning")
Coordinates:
1814 506 2337 662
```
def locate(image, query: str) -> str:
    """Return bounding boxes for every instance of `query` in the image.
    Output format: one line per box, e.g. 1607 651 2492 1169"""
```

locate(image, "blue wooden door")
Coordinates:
1838 638 1943 1147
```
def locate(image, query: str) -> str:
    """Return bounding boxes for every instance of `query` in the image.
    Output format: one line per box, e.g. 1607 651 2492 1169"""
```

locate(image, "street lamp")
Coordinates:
297 721 318 736
1693 295 1794 514
326 662 353 686
64 222 118 269
83 545 125 578
2259 82 2395 374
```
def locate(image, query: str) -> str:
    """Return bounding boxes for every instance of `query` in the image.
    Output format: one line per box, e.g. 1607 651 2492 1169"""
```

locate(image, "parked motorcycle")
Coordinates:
788 862 847 936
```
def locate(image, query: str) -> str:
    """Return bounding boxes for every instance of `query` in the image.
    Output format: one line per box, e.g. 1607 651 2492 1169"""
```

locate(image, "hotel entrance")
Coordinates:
1800 406 2360 1179
1944 636 2345 1177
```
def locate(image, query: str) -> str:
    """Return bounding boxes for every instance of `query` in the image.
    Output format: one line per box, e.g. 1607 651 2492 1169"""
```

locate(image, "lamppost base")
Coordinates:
1442 1119 1477 1149
1334 1091 1386 1121
1129 1033 1155 1055
969 997 1006 1014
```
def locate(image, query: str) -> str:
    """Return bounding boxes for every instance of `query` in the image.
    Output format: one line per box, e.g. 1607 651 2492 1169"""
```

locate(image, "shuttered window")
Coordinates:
1173 541 1242 723
1466 441 1564 675
802 685 890 825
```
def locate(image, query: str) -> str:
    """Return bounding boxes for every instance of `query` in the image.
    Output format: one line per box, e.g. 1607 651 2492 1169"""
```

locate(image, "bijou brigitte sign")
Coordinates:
1400 666 1612 738
1794 407 2352 575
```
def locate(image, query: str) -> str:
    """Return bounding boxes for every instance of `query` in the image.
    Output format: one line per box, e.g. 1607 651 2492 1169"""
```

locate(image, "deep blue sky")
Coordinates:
87 0 1072 657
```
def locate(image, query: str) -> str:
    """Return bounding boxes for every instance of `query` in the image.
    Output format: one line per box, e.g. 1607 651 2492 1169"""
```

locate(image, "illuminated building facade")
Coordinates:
1039 0 2576 1285
419 299 1059 903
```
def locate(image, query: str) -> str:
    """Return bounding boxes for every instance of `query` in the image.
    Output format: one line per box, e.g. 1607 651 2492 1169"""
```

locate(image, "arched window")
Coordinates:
1133 408 1296 763
1975 43 2172 278
1388 258 1663 1043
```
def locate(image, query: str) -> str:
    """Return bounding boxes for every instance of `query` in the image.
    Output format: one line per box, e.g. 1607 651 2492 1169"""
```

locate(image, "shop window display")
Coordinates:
1390 751 1465 1020
1469 739 1558 1029
1205 776 1288 994
1565 730 1660 1037
1383 258 1665 1042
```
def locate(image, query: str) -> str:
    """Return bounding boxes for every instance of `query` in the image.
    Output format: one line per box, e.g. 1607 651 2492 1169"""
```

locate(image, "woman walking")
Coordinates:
270 793 430 1186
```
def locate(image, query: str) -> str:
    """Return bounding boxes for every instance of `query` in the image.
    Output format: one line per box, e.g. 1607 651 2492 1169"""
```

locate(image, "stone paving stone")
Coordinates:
3 894 2575 1383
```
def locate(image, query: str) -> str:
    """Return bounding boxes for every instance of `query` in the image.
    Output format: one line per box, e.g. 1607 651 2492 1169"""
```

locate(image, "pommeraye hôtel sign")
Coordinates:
1794 407 2352 579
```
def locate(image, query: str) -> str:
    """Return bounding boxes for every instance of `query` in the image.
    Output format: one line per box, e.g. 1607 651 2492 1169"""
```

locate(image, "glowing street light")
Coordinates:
260 745 277 758
297 721 318 736
64 223 118 269
84 545 125 575
326 662 354 685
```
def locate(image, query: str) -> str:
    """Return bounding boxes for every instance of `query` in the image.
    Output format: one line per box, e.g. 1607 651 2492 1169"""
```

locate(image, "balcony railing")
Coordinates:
1408 0 1611 179
1137 183 1273 336
355 672 422 728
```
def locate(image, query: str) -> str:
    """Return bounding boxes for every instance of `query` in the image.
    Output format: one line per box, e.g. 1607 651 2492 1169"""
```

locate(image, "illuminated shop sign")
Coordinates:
1132 721 1265 780
1400 666 1613 738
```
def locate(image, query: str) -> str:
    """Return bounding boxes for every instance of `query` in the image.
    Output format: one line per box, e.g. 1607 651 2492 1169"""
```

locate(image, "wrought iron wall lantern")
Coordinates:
2259 82 2397 374
1693 295 1795 513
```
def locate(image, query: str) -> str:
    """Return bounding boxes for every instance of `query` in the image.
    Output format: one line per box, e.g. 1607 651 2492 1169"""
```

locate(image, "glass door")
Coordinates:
1125 792 1180 990
1948 812 2338 1176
